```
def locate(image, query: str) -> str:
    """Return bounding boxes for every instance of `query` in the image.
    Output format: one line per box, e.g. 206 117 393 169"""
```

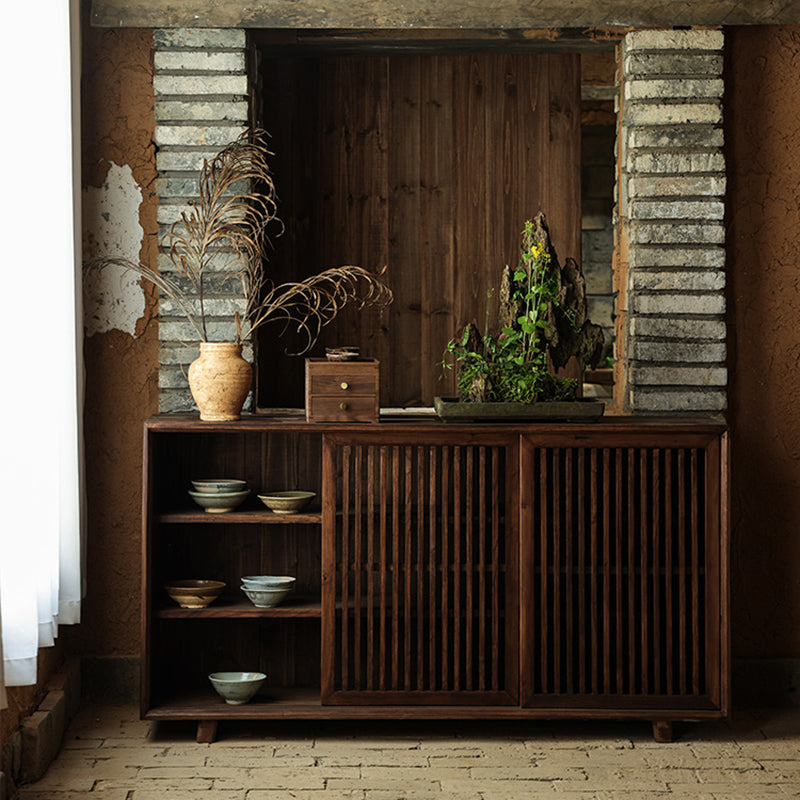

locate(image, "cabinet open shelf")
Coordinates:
158 509 322 524
157 596 322 619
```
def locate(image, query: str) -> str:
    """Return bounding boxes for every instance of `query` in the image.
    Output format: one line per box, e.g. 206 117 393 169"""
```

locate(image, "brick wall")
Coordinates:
153 28 249 412
617 29 726 413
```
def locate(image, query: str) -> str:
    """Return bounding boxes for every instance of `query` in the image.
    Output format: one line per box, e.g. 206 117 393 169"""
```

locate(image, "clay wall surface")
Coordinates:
64 13 159 664
725 25 800 658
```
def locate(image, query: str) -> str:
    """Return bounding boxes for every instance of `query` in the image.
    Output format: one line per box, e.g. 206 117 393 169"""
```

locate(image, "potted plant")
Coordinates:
437 213 604 420
89 129 392 421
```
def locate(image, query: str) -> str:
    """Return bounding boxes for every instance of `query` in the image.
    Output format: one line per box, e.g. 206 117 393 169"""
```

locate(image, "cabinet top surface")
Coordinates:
145 412 727 435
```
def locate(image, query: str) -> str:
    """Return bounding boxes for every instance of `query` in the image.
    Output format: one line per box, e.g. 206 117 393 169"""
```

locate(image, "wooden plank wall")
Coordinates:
257 52 581 408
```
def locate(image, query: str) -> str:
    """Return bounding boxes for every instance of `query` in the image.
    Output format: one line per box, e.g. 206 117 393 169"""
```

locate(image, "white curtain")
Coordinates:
0 0 83 701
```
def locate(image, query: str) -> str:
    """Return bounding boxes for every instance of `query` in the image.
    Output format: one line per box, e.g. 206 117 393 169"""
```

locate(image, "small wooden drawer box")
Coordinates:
305 358 380 423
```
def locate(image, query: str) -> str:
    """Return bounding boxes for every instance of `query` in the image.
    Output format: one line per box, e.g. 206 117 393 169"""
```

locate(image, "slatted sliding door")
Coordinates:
322 433 519 705
520 431 728 714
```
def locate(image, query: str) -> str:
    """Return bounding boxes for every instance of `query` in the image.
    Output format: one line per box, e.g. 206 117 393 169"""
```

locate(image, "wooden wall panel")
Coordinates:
257 52 581 408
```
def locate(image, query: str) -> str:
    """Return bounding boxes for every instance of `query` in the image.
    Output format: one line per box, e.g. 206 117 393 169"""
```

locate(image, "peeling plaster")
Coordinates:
83 161 146 337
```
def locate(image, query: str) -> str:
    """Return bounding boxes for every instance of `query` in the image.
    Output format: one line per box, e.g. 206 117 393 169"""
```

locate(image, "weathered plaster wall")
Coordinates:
726 25 800 658
63 14 159 661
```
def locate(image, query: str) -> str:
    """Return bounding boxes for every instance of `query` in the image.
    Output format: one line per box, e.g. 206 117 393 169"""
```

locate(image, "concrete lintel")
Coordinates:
91 0 800 29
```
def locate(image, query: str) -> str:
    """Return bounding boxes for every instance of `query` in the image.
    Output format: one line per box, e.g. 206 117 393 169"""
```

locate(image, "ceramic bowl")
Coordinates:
191 478 248 494
164 580 226 608
241 579 295 608
208 671 266 705
241 575 296 590
189 489 249 513
257 491 316 514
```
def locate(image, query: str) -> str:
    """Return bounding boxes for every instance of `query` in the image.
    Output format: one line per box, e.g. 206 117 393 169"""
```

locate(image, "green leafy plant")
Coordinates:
442 216 602 403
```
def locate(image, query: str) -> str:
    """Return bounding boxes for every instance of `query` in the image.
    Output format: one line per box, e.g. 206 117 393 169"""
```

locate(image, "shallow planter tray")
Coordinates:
433 397 605 422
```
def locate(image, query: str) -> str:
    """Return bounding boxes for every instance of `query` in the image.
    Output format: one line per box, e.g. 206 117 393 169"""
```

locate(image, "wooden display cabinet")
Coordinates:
142 414 729 743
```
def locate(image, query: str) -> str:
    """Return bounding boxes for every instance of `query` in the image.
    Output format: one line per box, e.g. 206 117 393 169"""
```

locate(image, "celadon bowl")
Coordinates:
241 578 296 608
188 489 249 513
208 671 266 705
191 478 248 494
257 491 315 514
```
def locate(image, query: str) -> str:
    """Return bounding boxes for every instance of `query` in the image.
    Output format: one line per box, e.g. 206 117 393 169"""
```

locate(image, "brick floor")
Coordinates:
15 705 800 799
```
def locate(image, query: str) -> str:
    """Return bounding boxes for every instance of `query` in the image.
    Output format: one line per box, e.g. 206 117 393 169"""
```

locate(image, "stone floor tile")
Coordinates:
19 792 131 800
131 791 246 800
248 793 364 800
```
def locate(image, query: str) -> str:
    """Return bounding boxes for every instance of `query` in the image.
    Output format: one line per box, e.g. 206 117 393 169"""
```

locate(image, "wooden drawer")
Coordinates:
307 394 378 423
305 358 380 423
307 366 379 396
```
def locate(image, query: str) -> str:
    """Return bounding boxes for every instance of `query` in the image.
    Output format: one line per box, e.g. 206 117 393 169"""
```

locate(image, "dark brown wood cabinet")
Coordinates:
142 415 729 742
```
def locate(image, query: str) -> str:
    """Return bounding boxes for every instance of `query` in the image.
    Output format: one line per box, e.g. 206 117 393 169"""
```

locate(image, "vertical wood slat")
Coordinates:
553 448 561 694
429 447 437 690
539 448 548 694
602 448 611 694
404 446 413 692
640 449 649 695
565 449 574 695
466 447 474 691
691 448 701 695
665 449 674 696
478 447 487 692
577 448 586 695
342 446 351 692
392 446 400 691
615 448 624 695
417 446 425 691
453 446 462 692
379 446 387 691
590 449 598 694
491 448 500 692
354 447 363 691
366 447 375 691
678 448 687 695
442 446 450 691
653 449 661 693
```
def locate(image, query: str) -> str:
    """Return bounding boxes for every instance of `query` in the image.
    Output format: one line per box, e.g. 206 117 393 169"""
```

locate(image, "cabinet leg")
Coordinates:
196 720 218 743
652 720 674 743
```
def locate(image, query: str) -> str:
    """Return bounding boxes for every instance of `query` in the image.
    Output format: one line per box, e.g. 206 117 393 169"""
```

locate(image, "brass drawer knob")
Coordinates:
339 402 349 411
340 382 349 390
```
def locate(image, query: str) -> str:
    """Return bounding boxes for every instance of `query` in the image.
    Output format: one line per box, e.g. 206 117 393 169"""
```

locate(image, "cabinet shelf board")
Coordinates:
156 596 322 619
158 509 323 524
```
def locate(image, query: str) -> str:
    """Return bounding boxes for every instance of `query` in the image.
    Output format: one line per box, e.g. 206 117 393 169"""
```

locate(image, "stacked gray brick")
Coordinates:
619 29 726 413
153 28 249 413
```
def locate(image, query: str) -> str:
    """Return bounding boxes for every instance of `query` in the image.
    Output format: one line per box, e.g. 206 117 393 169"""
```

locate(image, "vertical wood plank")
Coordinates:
628 448 636 694
590 449 598 694
354 446 363 691
389 56 423 406
366 446 375 691
665 449 674 696
653 449 661 693
420 55 456 403
615 448 624 695
404 446 413 691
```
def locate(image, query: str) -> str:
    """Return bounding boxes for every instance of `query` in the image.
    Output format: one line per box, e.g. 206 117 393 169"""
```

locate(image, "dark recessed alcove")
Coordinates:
253 34 591 409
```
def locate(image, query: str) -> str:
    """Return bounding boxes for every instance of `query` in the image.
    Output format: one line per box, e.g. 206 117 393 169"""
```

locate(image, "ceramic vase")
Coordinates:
188 342 252 421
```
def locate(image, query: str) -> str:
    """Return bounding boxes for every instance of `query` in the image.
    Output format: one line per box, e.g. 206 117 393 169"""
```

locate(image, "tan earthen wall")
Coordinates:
64 15 159 662
726 25 800 658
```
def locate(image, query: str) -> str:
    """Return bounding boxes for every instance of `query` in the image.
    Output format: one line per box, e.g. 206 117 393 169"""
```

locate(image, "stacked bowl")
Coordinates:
241 575 296 608
189 478 249 513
